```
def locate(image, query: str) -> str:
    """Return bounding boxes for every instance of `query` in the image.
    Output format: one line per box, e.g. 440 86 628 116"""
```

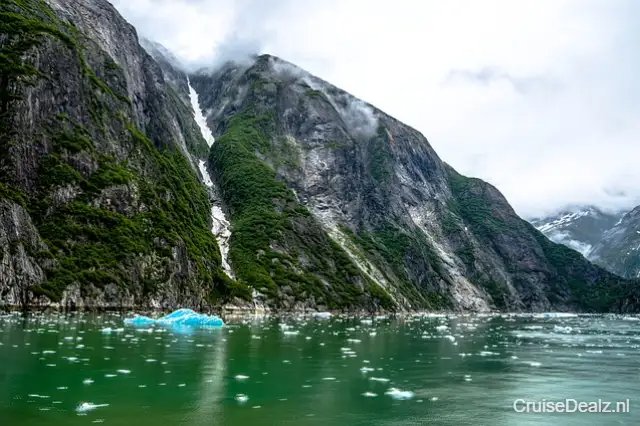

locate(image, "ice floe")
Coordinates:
235 394 249 404
385 388 415 400
76 402 109 413
124 309 224 329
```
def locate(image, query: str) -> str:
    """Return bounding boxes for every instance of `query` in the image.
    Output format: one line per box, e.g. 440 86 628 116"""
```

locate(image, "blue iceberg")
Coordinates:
124 309 224 329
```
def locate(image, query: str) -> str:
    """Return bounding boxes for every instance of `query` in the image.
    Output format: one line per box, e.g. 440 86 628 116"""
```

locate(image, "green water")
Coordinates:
1 312 638 425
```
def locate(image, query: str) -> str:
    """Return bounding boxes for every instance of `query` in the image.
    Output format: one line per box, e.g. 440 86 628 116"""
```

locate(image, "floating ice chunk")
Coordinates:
235 394 249 404
313 312 332 319
435 325 449 332
124 309 224 329
528 361 542 367
235 375 249 381
124 315 155 327
101 328 113 334
360 367 375 373
322 377 336 381
362 392 377 397
385 388 414 400
117 369 131 374
536 312 577 319
283 330 299 336
76 402 108 413
369 377 390 383
83 378 94 385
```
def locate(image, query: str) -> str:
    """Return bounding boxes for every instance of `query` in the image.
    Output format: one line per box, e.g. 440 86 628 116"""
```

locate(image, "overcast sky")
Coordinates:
111 0 640 218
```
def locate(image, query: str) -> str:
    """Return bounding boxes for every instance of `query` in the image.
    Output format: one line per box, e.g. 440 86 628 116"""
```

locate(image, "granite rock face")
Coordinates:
0 0 236 309
1 0 638 311
189 56 639 312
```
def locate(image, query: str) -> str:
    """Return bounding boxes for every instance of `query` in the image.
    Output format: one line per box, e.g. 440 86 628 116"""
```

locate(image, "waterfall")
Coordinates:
188 78 235 279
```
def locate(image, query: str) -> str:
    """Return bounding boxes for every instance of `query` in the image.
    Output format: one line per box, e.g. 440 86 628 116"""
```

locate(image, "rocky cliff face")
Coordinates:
1 0 638 312
0 0 240 309
590 206 640 279
189 56 640 312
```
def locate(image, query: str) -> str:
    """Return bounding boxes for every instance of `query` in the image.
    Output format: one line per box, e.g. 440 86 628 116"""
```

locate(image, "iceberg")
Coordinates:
124 309 224 329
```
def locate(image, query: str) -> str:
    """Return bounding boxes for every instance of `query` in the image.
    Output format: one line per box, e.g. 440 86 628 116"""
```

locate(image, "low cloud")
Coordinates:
445 67 557 94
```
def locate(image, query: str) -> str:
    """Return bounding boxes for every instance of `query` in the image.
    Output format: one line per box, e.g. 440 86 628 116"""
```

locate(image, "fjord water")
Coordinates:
1 313 638 425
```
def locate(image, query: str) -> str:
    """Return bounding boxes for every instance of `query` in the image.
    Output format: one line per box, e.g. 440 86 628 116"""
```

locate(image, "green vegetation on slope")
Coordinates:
448 168 637 311
210 112 394 310
342 224 453 310
1 0 237 304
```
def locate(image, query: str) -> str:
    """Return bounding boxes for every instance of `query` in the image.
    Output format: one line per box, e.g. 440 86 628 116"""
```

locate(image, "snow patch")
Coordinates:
188 79 214 147
189 80 234 279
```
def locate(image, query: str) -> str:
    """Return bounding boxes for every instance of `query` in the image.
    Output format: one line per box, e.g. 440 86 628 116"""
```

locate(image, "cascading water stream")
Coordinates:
188 78 234 279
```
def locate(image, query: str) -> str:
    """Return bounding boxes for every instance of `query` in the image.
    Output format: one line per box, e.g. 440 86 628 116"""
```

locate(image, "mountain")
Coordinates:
1 0 639 312
186 56 640 313
590 206 640 279
531 206 640 279
0 0 236 309
530 206 623 257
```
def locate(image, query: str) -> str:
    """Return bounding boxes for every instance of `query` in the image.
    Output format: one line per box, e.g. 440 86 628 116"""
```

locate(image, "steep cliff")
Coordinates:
0 0 241 309
189 56 639 312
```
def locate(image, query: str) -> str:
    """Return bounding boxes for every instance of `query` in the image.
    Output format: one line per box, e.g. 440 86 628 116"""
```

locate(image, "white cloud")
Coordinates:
111 0 640 218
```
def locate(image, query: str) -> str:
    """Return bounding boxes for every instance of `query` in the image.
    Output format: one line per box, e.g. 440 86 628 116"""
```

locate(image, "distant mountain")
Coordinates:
590 207 640 279
531 205 640 280
530 206 623 257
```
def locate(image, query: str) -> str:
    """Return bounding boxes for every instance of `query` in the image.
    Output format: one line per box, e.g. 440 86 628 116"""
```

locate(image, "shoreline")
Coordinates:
0 304 630 318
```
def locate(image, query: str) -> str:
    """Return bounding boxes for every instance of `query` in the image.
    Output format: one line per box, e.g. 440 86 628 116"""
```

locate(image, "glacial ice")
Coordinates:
124 309 224 329
385 388 415 400
76 402 109 413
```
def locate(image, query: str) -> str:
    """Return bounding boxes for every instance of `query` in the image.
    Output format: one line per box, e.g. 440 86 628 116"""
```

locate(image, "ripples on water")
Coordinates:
0 312 638 425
